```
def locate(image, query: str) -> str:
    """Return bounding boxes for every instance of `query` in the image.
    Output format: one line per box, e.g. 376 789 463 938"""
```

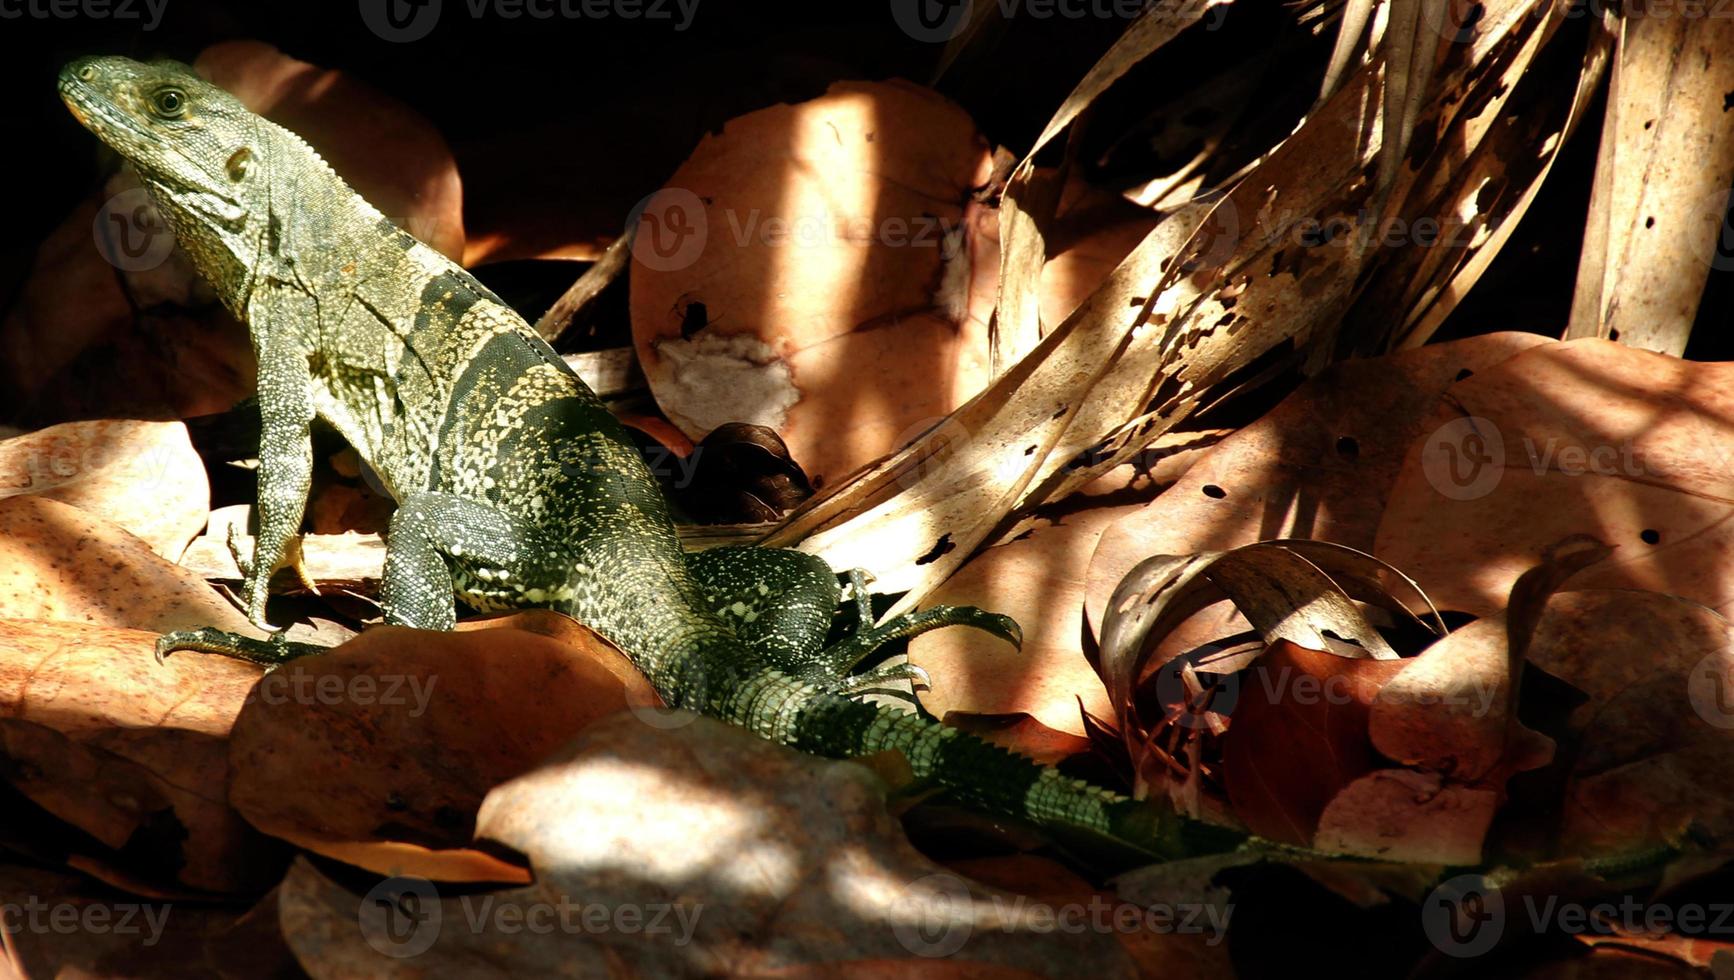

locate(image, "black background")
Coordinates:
3 0 1727 374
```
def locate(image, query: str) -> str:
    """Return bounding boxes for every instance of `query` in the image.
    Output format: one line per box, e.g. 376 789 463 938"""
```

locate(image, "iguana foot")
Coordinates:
155 627 325 668
801 659 933 698
805 581 1022 696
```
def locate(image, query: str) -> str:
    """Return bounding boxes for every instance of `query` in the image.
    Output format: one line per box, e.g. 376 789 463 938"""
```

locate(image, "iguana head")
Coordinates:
59 56 280 310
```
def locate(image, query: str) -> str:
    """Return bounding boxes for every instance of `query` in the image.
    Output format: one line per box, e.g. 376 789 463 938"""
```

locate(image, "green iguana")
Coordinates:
59 55 1227 858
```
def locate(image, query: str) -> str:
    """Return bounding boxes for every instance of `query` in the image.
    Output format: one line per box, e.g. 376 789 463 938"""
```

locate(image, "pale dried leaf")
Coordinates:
1563 9 1734 354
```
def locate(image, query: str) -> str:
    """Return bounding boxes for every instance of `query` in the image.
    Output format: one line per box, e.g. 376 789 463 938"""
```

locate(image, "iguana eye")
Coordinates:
150 88 187 119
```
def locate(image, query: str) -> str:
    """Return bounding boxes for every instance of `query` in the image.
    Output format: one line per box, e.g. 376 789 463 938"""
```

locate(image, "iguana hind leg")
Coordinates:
379 490 569 629
686 547 1021 697
685 546 837 670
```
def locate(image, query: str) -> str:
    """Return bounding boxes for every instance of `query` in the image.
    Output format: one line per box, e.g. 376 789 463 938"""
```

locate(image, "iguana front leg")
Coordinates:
237 283 318 630
156 284 319 663
161 490 563 664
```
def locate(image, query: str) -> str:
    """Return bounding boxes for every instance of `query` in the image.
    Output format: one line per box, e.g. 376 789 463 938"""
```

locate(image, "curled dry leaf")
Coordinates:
0 495 258 636
1095 540 1435 812
1366 616 1516 782
1219 639 1408 846
1305 539 1603 863
0 620 269 894
768 0 1574 623
1375 339 1734 620
226 611 654 883
1083 332 1551 651
0 420 207 561
1355 0 1612 348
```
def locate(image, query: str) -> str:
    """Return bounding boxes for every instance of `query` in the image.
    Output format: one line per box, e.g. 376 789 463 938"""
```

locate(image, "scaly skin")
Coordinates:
59 56 1219 857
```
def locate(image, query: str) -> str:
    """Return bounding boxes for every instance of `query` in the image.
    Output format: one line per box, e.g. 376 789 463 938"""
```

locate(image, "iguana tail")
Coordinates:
707 665 1241 859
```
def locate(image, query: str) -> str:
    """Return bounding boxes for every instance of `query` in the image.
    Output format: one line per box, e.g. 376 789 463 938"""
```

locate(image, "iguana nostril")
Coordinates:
77 65 95 81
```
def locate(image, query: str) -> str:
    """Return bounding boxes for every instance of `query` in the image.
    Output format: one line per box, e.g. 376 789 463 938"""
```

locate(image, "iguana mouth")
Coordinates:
58 75 231 203
57 77 153 147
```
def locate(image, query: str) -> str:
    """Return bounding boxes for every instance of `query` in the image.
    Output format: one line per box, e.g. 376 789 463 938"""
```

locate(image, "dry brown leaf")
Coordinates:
0 721 281 895
945 853 1233 979
0 619 258 737
0 496 258 636
1312 769 1498 864
0 621 271 894
910 499 1146 736
277 714 1136 976
0 193 249 422
227 611 654 880
1565 6 1734 354
1523 590 1734 856
1367 616 1514 781
630 80 998 488
0 862 281 980
1218 640 1407 846
0 420 207 561
1374 339 1734 620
